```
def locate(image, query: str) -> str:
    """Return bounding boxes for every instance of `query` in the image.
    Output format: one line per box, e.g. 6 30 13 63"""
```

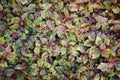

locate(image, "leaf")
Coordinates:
61 40 67 46
112 7 120 14
21 13 28 20
74 45 85 53
0 4 3 11
60 47 67 55
55 66 64 73
94 74 100 80
69 34 76 41
82 55 88 64
0 37 5 45
34 17 42 25
97 63 109 71
21 0 28 5
41 3 51 10
84 40 92 47
89 46 100 59
115 64 120 71
81 75 87 80
35 41 41 47
52 11 59 20
34 47 40 54
104 38 110 46
5 46 11 53
5 69 14 77
0 61 8 67
95 35 102 46
37 58 45 67
27 4 36 12
15 64 23 70
9 17 19 25
10 24 20 29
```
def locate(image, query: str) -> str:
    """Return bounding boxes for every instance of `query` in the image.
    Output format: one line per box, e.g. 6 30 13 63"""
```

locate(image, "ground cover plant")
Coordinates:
0 0 120 80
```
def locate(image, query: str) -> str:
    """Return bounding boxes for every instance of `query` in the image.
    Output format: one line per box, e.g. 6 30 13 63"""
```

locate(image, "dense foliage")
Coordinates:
0 0 120 80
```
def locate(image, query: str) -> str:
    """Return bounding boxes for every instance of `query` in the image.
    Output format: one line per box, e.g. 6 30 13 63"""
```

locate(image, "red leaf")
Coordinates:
12 33 18 39
5 46 12 56
46 41 55 47
24 77 30 80
49 5 54 11
1 26 8 31
117 39 120 42
108 58 116 68
76 28 85 34
100 43 106 53
19 18 25 26
64 17 73 21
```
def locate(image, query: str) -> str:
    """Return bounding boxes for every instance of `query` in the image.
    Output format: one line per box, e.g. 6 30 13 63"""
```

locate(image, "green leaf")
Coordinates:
112 7 120 14
30 69 38 76
69 34 76 41
20 33 26 39
15 64 23 70
104 38 110 46
35 41 41 47
27 4 36 12
0 61 8 67
84 40 92 47
115 64 120 71
74 45 85 53
0 4 3 11
82 55 88 64
97 63 109 71
37 58 45 67
89 46 100 59
52 11 59 20
5 69 14 77
95 35 102 46
34 17 42 25
81 75 87 80
41 3 51 10
34 47 40 54
94 74 100 80
60 47 67 55
21 13 28 20
0 37 5 45
10 24 20 29
21 0 28 5
9 17 19 25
